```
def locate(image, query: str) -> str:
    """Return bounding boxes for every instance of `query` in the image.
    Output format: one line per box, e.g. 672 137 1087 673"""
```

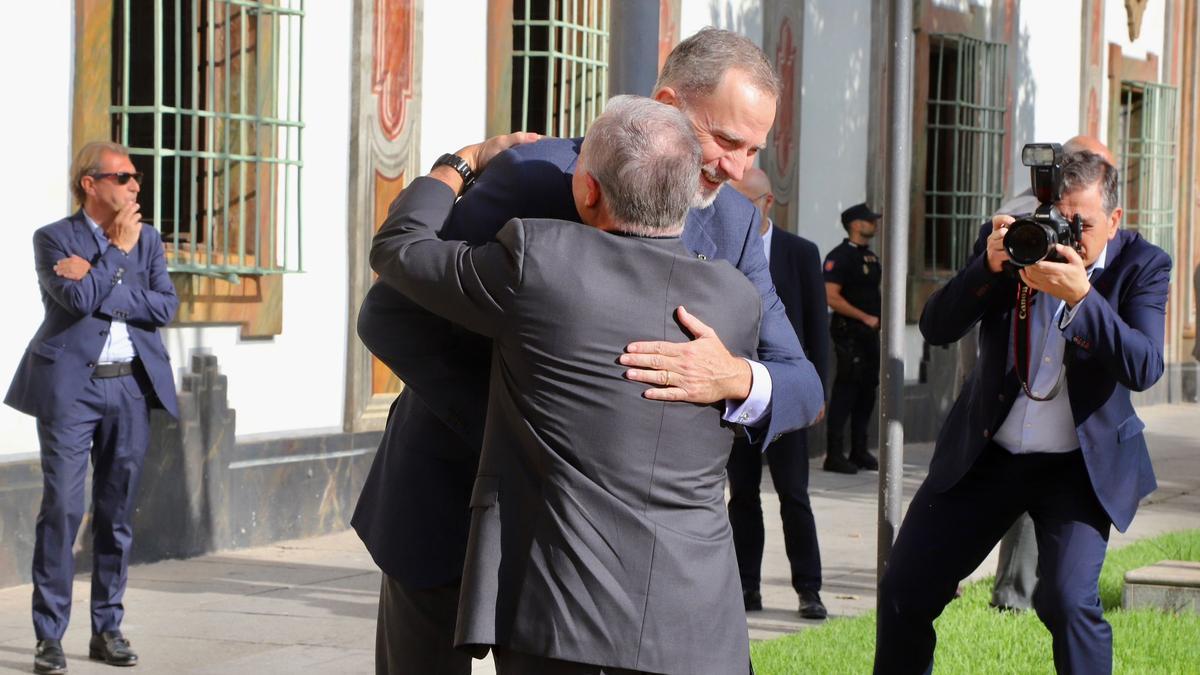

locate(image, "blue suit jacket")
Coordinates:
6 212 179 420
919 225 1169 532
353 138 822 588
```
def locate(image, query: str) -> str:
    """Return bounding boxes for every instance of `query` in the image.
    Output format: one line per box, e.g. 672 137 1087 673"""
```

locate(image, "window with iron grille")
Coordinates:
512 0 609 137
922 33 1007 278
1115 81 1177 261
112 0 304 279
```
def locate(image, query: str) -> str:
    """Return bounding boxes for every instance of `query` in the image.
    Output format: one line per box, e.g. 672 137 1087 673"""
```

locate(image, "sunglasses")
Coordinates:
90 171 144 186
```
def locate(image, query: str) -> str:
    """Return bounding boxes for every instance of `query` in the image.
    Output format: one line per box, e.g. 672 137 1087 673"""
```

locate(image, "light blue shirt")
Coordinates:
83 213 137 364
994 245 1107 454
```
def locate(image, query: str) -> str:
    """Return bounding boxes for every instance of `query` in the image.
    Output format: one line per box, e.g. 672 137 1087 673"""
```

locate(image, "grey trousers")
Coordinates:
991 512 1039 610
375 573 471 675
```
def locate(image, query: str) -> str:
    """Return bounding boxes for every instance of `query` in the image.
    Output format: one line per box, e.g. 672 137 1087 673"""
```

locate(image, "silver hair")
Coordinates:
654 28 781 103
1060 151 1120 214
582 95 701 236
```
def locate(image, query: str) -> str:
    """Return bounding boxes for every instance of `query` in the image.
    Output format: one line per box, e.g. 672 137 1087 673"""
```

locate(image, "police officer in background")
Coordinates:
822 203 882 474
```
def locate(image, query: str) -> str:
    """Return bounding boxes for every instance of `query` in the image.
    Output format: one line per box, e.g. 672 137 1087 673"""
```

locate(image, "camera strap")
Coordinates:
1013 282 1064 402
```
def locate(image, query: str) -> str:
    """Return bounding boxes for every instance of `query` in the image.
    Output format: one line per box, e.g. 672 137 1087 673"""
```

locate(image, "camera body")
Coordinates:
1002 143 1082 267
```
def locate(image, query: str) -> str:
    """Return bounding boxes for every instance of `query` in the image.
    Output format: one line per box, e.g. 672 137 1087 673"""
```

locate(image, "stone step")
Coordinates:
1122 560 1200 613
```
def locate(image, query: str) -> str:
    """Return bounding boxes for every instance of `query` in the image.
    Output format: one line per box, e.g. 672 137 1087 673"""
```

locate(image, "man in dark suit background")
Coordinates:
353 28 824 674
874 150 1171 674
372 96 760 675
725 167 830 620
6 141 179 674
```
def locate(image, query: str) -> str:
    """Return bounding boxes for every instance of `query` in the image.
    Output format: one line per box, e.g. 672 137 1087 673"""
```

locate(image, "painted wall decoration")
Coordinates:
373 0 415 143
1080 0 1106 138
771 17 797 177
762 1 804 233
345 0 424 430
1125 0 1150 41
658 0 681 72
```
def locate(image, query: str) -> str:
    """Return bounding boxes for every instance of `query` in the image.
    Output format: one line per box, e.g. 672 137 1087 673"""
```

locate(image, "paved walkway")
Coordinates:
0 404 1196 674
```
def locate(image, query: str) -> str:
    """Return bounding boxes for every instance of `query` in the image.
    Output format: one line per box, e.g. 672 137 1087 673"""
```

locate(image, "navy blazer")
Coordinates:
6 212 179 420
769 226 829 388
919 225 1170 531
353 138 822 589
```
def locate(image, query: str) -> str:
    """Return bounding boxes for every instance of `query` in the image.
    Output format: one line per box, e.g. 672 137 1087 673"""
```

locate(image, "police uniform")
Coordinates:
823 235 881 469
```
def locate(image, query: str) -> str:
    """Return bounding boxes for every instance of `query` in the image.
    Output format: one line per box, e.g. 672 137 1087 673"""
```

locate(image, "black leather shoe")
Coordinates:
850 451 879 471
743 589 763 612
89 631 138 667
823 454 858 474
34 639 67 675
798 590 828 620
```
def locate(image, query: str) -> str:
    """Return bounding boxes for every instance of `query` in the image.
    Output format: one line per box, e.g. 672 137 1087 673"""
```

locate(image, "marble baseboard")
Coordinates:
0 354 382 589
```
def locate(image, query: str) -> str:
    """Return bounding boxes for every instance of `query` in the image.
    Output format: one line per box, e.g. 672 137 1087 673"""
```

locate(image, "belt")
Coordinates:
92 359 138 379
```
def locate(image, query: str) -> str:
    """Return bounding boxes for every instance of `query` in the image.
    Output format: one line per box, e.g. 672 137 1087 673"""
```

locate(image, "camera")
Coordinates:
1002 143 1082 267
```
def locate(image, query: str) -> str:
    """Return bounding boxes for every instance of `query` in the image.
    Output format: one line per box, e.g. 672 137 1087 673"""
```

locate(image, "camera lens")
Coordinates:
1003 219 1054 267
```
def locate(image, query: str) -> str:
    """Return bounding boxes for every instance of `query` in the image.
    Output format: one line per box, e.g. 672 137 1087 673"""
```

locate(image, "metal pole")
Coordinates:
877 0 914 588
606 0 658 97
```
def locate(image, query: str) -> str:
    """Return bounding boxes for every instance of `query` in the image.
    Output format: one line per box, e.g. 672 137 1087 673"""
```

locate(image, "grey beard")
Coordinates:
694 181 722 209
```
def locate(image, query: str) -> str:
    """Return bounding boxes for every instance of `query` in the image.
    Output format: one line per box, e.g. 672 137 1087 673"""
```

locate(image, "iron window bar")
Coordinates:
111 0 304 280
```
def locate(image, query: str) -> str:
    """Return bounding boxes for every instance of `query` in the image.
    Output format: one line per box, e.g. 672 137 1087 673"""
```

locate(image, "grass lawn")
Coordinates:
750 529 1200 674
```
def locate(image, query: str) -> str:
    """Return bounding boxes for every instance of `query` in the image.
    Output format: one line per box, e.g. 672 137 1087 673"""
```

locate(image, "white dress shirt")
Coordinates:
83 212 138 364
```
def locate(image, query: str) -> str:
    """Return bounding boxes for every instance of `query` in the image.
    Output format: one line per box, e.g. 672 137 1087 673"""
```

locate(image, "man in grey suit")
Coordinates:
371 96 758 675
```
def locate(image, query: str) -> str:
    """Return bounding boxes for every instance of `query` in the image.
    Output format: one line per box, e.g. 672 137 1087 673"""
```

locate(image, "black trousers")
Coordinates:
726 431 821 595
874 444 1112 675
375 573 471 675
826 317 879 458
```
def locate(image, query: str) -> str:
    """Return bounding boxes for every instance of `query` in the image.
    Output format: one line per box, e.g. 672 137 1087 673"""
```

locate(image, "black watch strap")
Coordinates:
432 153 477 192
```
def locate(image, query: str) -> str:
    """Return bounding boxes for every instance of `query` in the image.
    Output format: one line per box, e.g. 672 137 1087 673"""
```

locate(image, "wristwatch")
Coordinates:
432 153 477 192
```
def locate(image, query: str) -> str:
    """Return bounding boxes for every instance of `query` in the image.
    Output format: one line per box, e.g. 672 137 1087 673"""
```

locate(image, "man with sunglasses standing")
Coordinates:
6 141 179 674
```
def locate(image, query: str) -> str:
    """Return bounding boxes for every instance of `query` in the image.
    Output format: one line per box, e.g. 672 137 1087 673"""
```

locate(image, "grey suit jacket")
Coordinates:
370 177 760 674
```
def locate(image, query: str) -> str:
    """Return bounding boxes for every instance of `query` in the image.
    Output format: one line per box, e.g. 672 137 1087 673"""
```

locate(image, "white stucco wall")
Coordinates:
1100 0 1166 142
0 4 75 457
160 1 354 439
793 0 872 259
420 1 488 172
1009 1 1083 194
680 0 763 48
0 4 355 455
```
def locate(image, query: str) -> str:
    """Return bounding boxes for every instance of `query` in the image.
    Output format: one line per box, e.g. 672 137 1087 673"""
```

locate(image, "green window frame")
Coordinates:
922 33 1007 278
512 0 610 137
111 0 304 280
1115 81 1178 261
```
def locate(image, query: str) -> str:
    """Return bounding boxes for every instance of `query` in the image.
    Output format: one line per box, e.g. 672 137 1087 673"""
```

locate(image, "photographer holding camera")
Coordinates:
873 146 1171 674
990 136 1119 614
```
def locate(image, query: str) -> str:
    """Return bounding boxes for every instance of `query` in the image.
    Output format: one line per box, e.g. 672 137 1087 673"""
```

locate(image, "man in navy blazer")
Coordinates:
6 141 179 674
725 168 831 620
874 150 1170 674
354 29 823 673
